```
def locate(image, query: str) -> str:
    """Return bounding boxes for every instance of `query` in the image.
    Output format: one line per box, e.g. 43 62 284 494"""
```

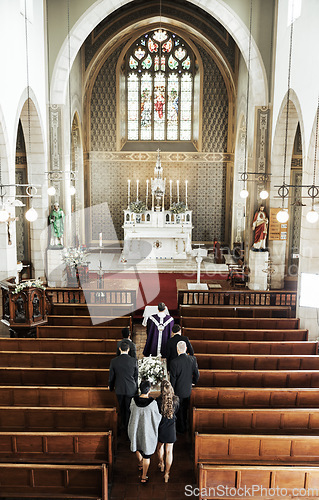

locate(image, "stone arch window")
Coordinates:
126 29 195 142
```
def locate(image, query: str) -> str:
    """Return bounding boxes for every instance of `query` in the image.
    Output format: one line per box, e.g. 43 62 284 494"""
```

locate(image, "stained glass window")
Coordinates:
126 29 194 141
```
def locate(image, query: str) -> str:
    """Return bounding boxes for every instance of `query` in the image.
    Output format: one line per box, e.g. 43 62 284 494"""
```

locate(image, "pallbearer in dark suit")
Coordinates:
169 340 199 433
109 340 138 430
166 324 194 372
116 327 137 358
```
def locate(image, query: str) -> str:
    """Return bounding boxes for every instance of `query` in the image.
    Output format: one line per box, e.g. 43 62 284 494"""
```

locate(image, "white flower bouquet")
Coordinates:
12 279 45 294
62 247 89 268
129 200 147 213
138 356 165 387
170 201 187 214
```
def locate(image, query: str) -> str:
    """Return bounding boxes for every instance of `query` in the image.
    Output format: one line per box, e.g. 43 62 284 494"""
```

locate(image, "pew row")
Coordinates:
197 463 319 500
0 367 109 386
0 406 117 436
181 317 300 329
0 337 118 353
190 387 319 409
37 325 123 339
0 386 117 408
0 463 108 499
0 351 113 369
191 340 317 355
198 369 319 387
0 431 112 472
196 354 319 371
192 407 319 434
180 305 292 318
183 328 308 341
52 303 134 317
48 314 132 327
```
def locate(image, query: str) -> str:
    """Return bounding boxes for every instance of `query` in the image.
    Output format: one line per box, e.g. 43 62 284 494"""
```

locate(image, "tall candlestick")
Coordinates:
99 232 103 247
146 179 149 209
169 179 172 206
128 179 131 208
136 180 139 201
176 180 179 203
185 180 188 208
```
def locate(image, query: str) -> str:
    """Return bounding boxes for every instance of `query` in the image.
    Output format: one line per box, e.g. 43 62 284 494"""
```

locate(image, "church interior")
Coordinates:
1 0 319 498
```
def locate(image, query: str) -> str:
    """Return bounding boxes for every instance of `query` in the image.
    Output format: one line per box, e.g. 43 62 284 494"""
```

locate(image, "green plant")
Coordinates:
170 201 187 214
129 200 147 213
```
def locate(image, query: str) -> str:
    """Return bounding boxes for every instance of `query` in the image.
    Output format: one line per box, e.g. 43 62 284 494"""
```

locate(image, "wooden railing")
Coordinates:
178 290 297 315
47 287 136 308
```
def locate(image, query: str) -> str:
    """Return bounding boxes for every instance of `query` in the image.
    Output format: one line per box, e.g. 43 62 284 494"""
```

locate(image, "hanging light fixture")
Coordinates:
260 189 269 200
239 0 253 200
47 185 56 196
276 10 294 224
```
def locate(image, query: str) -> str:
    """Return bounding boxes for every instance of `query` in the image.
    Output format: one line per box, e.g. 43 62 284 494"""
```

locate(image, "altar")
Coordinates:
122 151 193 260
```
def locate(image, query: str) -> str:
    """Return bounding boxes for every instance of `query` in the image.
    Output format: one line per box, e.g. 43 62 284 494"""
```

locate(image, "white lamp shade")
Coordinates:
25 207 38 222
276 209 289 223
306 209 319 224
239 189 249 199
70 185 76 195
260 190 269 200
47 185 56 196
0 208 9 222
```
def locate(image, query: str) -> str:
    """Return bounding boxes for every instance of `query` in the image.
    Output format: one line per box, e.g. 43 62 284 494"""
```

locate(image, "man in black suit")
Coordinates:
109 340 138 430
169 340 199 433
116 327 136 358
166 324 194 371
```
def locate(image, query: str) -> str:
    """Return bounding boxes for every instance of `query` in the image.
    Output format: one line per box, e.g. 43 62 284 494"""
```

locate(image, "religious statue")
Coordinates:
252 205 268 251
49 202 64 248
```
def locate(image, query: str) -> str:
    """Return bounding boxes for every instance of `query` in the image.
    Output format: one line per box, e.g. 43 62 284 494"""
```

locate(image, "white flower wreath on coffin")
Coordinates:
138 355 166 387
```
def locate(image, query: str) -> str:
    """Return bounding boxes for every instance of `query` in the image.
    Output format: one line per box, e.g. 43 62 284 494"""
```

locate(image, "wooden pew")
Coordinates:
0 337 118 353
48 314 132 328
0 367 109 386
180 305 292 318
52 303 134 317
0 351 114 368
190 386 319 409
192 407 319 434
0 463 108 499
37 325 123 339
0 431 112 470
196 354 319 371
191 339 317 355
181 317 300 329
0 406 117 436
197 463 319 500
183 327 308 341
195 433 319 465
0 386 117 407
198 369 319 388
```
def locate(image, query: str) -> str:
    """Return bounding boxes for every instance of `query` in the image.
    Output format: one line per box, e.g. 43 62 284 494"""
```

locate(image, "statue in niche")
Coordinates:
15 295 26 322
32 294 41 318
252 205 269 251
49 202 64 248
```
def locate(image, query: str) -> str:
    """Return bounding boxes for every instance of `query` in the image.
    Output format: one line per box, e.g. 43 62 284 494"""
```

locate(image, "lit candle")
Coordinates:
146 179 149 197
128 179 131 207
170 179 172 198
185 180 188 208
176 180 179 203
99 232 103 247
136 179 139 201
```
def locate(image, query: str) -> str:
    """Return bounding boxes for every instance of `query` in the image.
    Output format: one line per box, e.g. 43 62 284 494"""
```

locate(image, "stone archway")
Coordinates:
50 0 267 106
18 90 48 279
269 89 303 289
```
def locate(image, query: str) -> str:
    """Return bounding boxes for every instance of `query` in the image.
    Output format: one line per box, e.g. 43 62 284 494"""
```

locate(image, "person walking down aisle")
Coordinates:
108 340 138 431
116 327 137 358
143 302 174 358
128 380 162 484
170 341 200 434
156 380 179 483
166 324 194 372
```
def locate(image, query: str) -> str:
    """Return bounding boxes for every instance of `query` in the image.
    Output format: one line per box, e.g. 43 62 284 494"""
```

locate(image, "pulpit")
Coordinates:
1 277 48 337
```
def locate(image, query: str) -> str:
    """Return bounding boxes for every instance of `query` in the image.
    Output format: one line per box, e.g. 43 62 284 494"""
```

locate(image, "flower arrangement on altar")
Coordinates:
170 201 187 214
138 356 165 387
129 200 147 213
12 279 45 294
62 247 89 268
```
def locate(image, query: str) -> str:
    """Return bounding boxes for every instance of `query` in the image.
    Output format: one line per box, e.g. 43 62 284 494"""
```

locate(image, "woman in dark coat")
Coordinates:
156 379 179 483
